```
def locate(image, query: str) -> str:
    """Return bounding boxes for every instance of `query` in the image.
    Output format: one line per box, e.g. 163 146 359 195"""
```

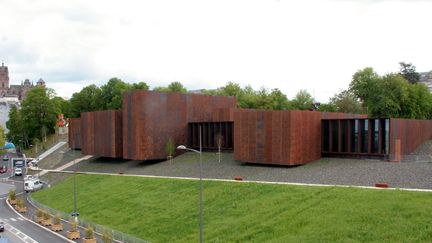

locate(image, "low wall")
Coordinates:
390 118 432 161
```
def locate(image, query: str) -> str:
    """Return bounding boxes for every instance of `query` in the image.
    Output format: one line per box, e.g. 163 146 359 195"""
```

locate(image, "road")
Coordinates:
1 159 69 243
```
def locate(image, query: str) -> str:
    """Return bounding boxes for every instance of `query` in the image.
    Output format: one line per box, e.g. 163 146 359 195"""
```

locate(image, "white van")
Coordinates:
24 179 43 192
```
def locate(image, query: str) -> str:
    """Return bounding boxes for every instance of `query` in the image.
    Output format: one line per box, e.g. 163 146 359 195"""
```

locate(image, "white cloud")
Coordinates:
1 0 432 101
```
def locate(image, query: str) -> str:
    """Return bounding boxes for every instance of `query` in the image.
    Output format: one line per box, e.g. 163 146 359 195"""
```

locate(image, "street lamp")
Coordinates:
177 125 202 243
71 140 79 221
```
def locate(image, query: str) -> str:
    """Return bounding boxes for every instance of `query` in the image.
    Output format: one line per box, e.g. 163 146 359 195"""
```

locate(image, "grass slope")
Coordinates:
33 175 432 242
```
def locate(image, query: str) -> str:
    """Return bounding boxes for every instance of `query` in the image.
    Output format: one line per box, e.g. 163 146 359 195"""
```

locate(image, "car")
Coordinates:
14 167 22 176
0 166 6 174
24 175 34 181
24 178 43 192
2 155 8 161
0 221 4 232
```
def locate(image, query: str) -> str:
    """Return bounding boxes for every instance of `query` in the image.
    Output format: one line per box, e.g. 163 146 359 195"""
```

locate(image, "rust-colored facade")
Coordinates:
233 109 322 165
122 91 236 160
389 118 432 161
69 90 432 166
68 118 81 149
80 110 123 158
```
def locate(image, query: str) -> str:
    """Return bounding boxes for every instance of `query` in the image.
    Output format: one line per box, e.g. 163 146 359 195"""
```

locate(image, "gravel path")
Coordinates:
75 150 432 190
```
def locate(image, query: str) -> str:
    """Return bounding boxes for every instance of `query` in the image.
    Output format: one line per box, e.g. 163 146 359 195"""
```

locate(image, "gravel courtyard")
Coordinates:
70 142 432 190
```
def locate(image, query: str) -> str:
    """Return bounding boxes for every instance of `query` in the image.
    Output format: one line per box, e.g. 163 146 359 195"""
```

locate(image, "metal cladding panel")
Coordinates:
80 110 123 158
122 91 236 161
68 118 81 149
389 118 432 161
233 109 322 166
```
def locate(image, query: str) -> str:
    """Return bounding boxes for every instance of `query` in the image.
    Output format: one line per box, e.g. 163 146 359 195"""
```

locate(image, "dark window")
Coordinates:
322 120 329 152
361 120 369 153
341 120 348 152
351 120 359 153
371 119 379 153
331 120 338 152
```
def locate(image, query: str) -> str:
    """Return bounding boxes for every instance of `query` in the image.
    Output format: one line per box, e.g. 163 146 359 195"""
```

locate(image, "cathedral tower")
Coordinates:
0 62 9 96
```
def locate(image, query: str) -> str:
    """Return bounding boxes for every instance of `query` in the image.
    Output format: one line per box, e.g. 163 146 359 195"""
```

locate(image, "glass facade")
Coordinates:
322 118 389 157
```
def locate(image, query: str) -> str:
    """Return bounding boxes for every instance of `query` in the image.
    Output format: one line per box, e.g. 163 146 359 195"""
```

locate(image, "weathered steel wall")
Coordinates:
68 118 81 149
122 91 236 160
81 110 123 158
389 118 432 161
233 109 321 165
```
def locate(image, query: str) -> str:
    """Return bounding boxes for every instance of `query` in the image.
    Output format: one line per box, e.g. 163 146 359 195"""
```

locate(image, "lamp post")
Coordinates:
71 140 79 221
177 125 202 243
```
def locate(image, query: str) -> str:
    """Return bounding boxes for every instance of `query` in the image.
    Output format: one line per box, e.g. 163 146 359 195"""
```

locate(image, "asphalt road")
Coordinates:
0 162 69 243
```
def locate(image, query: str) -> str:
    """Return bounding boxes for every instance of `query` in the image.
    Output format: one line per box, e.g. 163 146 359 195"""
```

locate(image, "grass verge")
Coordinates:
32 174 432 242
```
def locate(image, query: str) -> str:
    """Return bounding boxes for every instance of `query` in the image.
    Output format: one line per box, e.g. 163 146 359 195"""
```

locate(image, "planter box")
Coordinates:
35 216 43 224
16 206 27 213
51 224 63 232
41 219 52 226
67 231 80 240
8 199 16 205
83 238 97 243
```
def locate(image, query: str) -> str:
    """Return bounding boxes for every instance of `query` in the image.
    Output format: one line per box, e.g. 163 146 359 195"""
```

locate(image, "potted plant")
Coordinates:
66 221 80 240
15 198 27 213
51 214 63 231
35 208 44 223
41 210 52 226
8 189 16 205
102 230 113 243
83 225 96 243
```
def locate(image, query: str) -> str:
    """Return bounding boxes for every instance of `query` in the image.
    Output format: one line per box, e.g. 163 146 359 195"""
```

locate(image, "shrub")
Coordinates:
54 214 61 225
8 189 16 201
43 211 51 220
102 230 113 243
70 221 78 232
16 198 25 208
85 226 94 239
36 208 43 218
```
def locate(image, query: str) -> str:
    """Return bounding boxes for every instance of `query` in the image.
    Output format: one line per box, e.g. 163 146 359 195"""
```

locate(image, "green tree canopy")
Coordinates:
399 62 420 84
51 96 71 118
101 78 130 110
154 81 187 93
290 90 314 110
20 87 58 144
329 90 363 114
69 84 103 117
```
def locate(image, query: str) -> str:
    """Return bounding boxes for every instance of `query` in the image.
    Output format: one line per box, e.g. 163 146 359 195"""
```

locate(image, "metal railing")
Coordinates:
28 195 148 243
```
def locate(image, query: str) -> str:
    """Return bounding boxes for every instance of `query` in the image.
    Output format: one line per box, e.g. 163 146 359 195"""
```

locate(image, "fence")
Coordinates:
28 195 148 243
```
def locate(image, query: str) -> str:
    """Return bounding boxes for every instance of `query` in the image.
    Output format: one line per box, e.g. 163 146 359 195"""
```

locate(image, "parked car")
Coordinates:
0 166 6 174
24 175 34 181
0 221 4 232
24 178 43 192
2 155 8 161
14 167 22 176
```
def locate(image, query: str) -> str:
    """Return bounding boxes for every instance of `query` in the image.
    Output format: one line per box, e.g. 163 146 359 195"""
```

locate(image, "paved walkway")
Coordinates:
37 141 67 161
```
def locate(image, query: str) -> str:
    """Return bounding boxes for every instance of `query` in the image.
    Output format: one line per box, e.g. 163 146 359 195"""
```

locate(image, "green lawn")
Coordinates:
32 174 432 242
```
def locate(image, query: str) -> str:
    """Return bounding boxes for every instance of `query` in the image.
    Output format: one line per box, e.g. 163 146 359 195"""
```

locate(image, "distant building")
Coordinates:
0 62 46 101
419 71 432 91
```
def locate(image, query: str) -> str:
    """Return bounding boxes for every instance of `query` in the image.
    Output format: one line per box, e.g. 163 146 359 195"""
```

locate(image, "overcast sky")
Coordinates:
1 0 431 102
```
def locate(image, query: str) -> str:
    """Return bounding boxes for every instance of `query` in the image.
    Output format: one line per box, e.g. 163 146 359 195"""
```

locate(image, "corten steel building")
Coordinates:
69 90 432 165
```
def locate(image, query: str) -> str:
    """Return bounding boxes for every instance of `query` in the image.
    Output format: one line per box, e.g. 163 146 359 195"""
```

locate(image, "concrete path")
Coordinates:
34 155 93 177
37 141 67 161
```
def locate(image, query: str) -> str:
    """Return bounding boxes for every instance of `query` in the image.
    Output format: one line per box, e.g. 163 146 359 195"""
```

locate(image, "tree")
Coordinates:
51 97 71 118
153 81 187 93
349 67 380 104
167 81 187 93
131 82 149 90
399 62 420 84
100 78 130 110
329 90 363 114
20 87 58 144
317 103 337 112
69 84 103 117
290 90 314 110
0 126 5 149
6 106 25 146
